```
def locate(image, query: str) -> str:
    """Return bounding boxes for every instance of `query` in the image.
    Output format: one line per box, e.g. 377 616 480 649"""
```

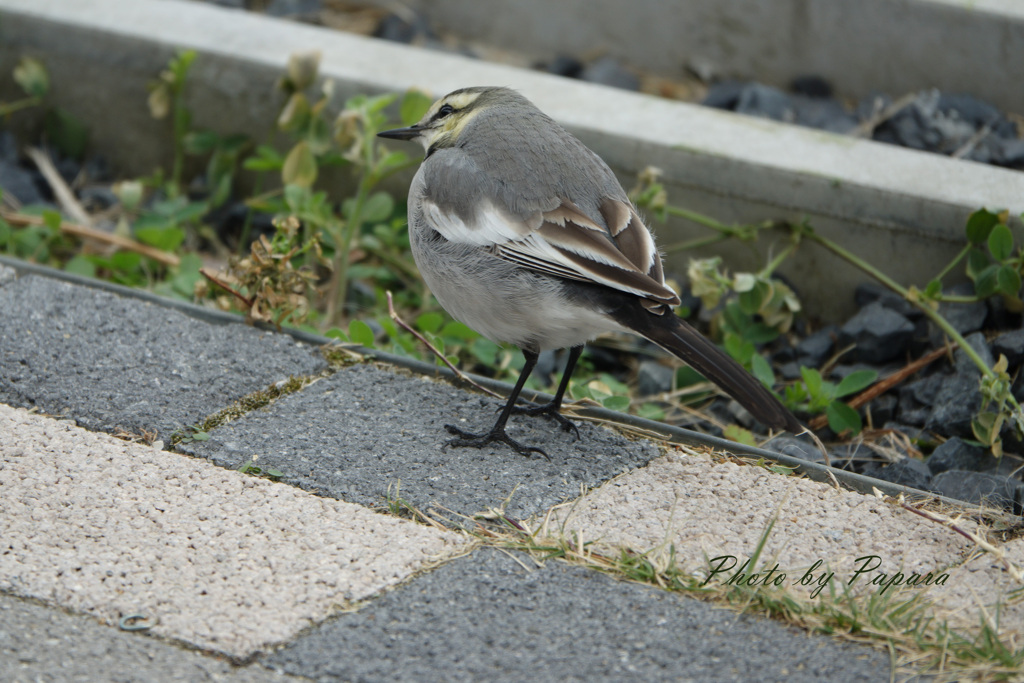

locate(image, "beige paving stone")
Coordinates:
0 404 470 658
546 445 1024 638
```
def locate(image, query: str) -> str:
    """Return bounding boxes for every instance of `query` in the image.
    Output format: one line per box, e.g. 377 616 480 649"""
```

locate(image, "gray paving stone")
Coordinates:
265 548 892 683
0 594 298 683
180 363 660 520
0 275 327 439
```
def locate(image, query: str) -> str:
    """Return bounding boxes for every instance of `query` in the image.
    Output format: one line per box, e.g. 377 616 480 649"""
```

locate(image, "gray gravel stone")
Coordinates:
992 329 1024 368
581 56 640 91
266 548 891 683
265 0 321 19
0 159 45 205
794 324 837 367
181 363 659 521
853 282 920 320
838 302 915 363
792 95 858 133
864 457 932 490
735 83 793 121
925 373 982 439
0 276 327 439
930 470 1022 511
926 437 993 474
636 359 675 396
936 284 988 336
764 435 826 464
905 373 948 407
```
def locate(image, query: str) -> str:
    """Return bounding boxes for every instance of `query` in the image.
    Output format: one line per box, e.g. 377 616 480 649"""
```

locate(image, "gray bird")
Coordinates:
379 86 803 457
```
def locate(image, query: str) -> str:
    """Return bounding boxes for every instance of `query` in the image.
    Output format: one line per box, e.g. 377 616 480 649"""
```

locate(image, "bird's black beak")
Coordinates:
377 125 422 141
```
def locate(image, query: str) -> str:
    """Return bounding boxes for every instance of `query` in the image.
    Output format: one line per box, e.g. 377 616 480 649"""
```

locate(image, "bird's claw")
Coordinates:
509 402 580 440
444 424 550 460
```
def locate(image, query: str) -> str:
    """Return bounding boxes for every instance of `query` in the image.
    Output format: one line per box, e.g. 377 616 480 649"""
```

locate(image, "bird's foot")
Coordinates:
510 401 580 440
444 423 550 460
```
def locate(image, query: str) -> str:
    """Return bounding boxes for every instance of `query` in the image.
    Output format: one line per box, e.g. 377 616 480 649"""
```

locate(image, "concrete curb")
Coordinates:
0 0 1021 320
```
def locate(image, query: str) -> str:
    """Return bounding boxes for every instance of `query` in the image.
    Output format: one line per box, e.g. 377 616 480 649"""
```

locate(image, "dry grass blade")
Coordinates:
385 290 502 399
898 499 1024 584
25 146 92 226
0 209 181 267
200 267 254 308
851 92 919 138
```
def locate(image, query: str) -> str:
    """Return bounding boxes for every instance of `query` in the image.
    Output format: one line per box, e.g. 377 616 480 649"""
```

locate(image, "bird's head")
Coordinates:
377 86 525 155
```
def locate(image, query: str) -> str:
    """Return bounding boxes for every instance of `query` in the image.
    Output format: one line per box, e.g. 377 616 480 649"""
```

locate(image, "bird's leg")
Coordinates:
510 345 582 439
445 349 550 459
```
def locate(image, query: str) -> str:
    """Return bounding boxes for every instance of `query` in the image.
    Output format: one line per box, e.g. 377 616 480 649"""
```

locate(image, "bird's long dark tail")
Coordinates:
615 310 804 433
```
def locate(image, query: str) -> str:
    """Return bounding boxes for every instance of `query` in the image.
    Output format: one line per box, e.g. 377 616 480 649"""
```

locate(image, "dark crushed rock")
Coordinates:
854 282 922 320
930 470 1023 512
580 57 640 91
764 435 826 464
793 324 837 367
790 75 833 98
264 0 321 20
863 457 932 491
636 359 675 396
829 443 885 471
733 83 794 122
926 437 998 474
838 302 915 363
993 329 1024 367
0 158 46 206
903 373 947 408
934 284 988 337
865 393 898 425
925 373 983 439
703 79 1023 169
374 8 434 44
791 95 858 133
954 332 994 374
540 55 584 79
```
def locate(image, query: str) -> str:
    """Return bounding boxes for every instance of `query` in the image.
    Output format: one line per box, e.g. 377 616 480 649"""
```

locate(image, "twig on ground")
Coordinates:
1 209 181 267
850 92 919 138
807 345 952 431
386 290 502 399
898 498 1024 585
25 146 92 226
952 121 994 160
199 268 254 308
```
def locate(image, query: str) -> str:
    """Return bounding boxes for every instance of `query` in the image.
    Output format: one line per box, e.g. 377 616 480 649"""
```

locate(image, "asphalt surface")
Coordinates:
0 264 896 681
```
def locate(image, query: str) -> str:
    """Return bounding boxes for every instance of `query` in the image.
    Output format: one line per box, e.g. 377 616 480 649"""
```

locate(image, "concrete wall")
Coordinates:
378 0 1024 114
0 0 1021 321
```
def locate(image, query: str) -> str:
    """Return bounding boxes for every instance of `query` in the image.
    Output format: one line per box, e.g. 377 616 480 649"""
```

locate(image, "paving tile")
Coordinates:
0 404 469 658
267 548 892 682
542 446 1024 643
181 363 660 521
0 275 327 440
0 594 300 683
546 447 975 591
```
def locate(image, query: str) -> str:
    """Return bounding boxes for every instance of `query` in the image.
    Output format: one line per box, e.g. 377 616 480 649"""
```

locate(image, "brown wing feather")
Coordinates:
492 198 681 307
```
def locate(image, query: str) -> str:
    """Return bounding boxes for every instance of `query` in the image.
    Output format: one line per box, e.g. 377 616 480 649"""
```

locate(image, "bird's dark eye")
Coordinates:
437 104 455 118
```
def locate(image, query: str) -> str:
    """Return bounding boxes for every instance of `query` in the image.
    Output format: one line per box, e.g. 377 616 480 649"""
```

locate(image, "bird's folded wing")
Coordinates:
422 196 680 307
